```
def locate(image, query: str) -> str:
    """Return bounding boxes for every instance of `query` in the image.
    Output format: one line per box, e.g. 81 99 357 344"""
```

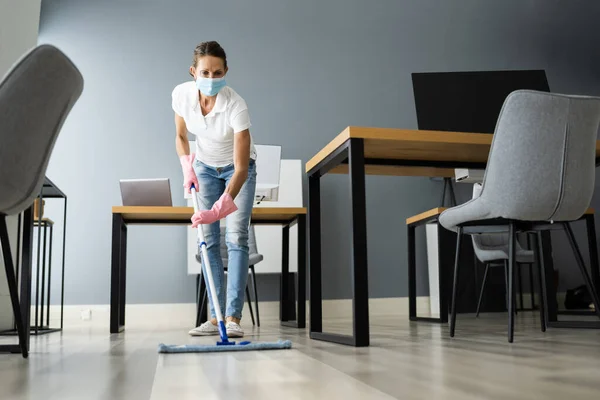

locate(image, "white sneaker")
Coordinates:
188 321 219 336
226 321 244 338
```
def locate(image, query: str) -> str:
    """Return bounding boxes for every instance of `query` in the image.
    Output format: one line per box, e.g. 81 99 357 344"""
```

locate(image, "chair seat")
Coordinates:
195 253 264 269
249 254 263 266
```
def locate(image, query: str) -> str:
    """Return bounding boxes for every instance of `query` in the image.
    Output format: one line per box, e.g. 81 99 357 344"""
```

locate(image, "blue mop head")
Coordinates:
157 340 292 353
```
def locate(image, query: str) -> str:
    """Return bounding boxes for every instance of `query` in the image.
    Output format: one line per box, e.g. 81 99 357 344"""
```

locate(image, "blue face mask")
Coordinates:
195 77 226 96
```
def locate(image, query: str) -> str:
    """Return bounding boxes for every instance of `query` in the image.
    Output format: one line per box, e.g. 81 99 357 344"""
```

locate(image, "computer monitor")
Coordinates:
411 69 550 133
120 178 173 206
254 144 282 202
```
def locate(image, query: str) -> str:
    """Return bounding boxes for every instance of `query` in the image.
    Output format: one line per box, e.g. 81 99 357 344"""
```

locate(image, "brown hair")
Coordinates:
192 41 228 69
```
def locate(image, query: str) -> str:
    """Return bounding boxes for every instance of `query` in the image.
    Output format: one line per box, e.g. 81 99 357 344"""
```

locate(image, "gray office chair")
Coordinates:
439 90 600 342
195 225 263 326
469 183 535 317
0 45 83 358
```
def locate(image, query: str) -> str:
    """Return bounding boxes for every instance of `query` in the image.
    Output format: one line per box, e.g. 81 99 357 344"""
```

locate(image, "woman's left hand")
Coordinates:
191 193 238 227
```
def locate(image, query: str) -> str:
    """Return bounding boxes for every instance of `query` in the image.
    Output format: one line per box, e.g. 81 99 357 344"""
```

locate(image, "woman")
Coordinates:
173 41 257 337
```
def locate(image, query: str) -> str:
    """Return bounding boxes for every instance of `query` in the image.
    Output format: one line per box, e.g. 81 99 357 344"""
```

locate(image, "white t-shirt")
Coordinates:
171 81 256 167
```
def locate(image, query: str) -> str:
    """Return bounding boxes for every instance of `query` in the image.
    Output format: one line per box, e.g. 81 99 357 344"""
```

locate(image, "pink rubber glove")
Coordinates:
191 193 238 227
179 154 198 194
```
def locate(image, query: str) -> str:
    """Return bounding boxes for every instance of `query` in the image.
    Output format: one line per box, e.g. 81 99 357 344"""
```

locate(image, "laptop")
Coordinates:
411 69 550 133
119 178 173 206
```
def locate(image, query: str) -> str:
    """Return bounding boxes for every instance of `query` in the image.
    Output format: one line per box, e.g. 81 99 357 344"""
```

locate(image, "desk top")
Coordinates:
306 127 600 177
112 206 307 224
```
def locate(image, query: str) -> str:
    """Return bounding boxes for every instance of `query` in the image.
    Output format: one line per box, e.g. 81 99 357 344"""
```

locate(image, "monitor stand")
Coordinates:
440 178 457 207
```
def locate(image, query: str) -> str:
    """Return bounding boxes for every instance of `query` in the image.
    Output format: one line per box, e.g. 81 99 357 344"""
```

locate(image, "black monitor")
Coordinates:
411 70 550 133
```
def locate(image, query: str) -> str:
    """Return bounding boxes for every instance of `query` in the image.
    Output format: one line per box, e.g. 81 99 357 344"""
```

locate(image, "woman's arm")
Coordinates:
175 113 190 156
175 113 199 193
225 129 251 199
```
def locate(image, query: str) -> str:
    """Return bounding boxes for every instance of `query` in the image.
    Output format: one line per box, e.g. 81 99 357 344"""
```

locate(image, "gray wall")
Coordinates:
38 0 600 305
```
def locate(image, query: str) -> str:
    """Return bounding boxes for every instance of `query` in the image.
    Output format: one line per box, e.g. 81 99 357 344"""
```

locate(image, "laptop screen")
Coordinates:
411 70 550 133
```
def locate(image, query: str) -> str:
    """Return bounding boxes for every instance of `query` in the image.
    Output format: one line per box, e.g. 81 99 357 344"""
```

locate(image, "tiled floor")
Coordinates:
1 308 600 399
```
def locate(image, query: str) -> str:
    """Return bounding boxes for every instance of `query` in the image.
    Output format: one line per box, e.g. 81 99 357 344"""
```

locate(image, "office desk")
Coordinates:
110 206 307 334
306 126 600 347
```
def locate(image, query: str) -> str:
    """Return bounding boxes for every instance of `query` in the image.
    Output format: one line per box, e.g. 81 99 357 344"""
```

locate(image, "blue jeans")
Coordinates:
194 159 256 320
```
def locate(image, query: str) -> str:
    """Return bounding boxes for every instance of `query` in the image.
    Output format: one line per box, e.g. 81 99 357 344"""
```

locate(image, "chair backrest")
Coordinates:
478 90 600 222
0 45 83 215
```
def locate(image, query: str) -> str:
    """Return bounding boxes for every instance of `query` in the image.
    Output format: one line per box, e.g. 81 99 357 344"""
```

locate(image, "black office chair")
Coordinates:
0 45 83 358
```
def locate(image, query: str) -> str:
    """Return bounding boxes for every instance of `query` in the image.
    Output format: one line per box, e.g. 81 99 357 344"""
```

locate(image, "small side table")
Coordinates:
30 218 61 335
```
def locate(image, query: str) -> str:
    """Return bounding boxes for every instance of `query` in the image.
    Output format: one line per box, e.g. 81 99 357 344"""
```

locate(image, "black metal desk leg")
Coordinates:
40 223 47 329
281 215 307 328
280 225 291 321
47 224 53 326
60 197 67 330
309 139 369 347
349 138 369 347
119 220 127 328
110 213 126 333
408 225 417 319
308 173 323 334
438 227 455 323
34 192 43 335
297 214 307 328
585 214 600 291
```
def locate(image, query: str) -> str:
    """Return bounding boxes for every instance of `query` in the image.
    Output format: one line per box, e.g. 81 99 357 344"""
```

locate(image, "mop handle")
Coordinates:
190 185 229 342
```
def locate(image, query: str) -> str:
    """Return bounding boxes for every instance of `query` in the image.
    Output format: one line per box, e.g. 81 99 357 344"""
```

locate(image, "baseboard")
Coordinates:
31 293 581 330
32 297 428 329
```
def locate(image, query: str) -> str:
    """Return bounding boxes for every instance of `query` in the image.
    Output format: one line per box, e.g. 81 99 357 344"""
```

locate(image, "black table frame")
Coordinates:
307 136 600 347
109 213 306 333
407 212 455 323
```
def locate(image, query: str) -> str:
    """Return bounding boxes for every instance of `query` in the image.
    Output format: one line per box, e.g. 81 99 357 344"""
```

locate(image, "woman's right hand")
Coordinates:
179 153 199 194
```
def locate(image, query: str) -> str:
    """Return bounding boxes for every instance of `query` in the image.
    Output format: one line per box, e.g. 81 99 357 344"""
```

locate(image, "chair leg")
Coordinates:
507 222 516 343
0 216 28 358
526 235 536 310
503 260 517 315
245 285 255 326
531 232 546 332
517 262 524 311
250 265 260 327
504 260 509 311
476 263 490 318
563 223 600 319
195 275 207 327
527 263 535 309
450 227 463 338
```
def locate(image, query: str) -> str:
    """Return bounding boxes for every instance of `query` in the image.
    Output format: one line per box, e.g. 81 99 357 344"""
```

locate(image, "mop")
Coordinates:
158 185 292 353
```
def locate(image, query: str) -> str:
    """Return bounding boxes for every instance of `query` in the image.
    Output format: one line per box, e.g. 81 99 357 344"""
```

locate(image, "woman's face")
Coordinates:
190 55 227 80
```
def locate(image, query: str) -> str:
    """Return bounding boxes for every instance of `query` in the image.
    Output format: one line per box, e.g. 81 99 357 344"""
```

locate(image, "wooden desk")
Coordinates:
305 126 600 347
110 206 307 334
